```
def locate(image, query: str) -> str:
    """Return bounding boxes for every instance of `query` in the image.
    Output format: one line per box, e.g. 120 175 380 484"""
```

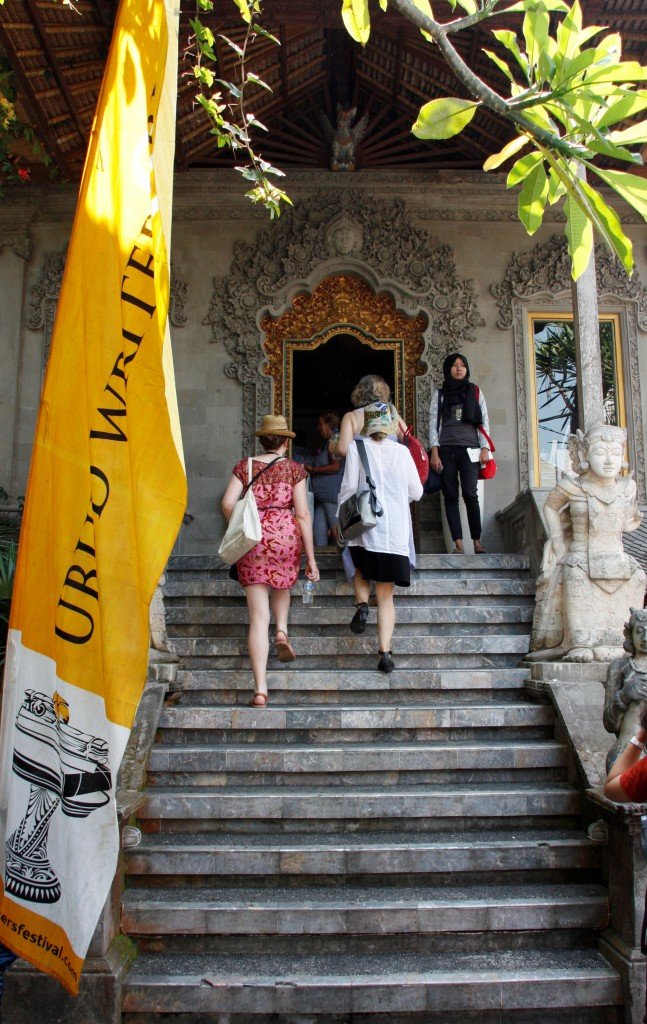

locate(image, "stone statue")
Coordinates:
603 608 647 770
530 423 645 662
149 574 178 663
321 105 369 172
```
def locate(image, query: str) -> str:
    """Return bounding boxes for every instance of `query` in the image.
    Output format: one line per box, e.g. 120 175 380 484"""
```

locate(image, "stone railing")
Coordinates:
496 488 549 577
526 660 647 1024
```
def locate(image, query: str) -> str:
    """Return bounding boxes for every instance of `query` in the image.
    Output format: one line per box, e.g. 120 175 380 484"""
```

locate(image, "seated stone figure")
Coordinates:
530 423 645 663
604 608 647 770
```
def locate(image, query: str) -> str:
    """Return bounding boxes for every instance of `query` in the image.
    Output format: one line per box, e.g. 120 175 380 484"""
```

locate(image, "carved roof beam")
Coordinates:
391 28 405 101
274 115 326 152
22 0 97 143
279 24 289 106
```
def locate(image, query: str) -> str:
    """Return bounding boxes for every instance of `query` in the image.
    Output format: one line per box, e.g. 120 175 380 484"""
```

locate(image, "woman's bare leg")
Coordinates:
244 584 271 697
270 587 291 638
375 581 396 652
352 567 371 606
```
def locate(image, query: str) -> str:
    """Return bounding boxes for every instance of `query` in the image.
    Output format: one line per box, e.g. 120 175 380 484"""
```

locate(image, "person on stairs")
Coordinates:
336 402 423 673
304 411 345 547
428 352 490 554
221 415 320 707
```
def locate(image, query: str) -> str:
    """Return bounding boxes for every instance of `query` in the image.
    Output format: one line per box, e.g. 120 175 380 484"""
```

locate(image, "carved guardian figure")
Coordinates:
603 608 647 770
530 423 645 663
322 106 369 172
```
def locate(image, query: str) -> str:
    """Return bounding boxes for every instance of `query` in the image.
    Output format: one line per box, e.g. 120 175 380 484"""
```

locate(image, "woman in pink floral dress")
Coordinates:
221 415 319 707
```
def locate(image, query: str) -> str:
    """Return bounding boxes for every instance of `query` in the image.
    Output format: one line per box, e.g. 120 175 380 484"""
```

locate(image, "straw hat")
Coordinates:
254 414 296 439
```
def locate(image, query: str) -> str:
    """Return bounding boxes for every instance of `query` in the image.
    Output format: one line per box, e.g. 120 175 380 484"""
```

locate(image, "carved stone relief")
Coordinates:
204 188 484 453
492 235 647 500
0 222 32 260
169 262 188 328
28 250 66 371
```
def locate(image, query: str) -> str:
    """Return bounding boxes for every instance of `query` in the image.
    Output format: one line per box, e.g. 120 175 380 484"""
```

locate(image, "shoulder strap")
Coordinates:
477 426 495 453
243 456 284 495
355 440 383 518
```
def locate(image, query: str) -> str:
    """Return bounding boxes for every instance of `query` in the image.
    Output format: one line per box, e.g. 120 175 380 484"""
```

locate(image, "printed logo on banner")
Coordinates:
5 691 112 905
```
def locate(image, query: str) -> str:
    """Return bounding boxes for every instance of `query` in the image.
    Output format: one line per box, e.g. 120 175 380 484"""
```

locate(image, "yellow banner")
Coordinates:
0 0 184 994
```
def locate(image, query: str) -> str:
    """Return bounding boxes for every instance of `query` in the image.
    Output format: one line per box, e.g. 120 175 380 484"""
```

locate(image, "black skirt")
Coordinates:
349 546 411 587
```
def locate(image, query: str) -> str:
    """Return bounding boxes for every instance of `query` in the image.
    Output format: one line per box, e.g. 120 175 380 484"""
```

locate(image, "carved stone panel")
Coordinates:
204 188 484 453
28 250 66 372
492 235 647 499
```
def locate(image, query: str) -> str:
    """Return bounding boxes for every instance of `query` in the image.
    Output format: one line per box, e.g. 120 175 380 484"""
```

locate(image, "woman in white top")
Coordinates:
336 403 423 673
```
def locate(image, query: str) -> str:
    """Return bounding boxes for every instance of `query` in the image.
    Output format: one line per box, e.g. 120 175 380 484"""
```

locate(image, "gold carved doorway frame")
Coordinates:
260 274 427 427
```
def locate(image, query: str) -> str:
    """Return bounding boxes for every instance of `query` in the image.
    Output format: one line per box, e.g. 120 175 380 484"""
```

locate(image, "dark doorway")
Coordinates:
291 333 396 453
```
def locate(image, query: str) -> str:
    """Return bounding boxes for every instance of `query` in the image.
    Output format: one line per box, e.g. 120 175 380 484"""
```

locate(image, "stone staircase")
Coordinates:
121 552 622 1022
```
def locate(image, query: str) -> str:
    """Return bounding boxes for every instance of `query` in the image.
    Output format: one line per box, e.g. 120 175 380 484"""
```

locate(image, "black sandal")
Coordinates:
377 651 395 674
350 602 369 635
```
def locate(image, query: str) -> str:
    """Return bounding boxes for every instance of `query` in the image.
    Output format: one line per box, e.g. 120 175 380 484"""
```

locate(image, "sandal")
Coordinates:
350 602 369 635
275 630 296 663
249 692 269 707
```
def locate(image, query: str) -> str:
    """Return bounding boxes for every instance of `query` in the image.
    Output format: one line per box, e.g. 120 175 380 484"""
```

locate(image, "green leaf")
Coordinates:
579 179 633 274
492 30 530 81
589 167 647 222
596 90 647 128
517 162 549 234
586 61 647 85
378 0 388 8
501 0 568 11
556 0 582 64
252 24 281 45
523 3 549 71
341 0 371 44
193 65 215 88
547 167 567 204
507 150 543 187
564 192 594 280
412 97 478 140
483 134 529 171
409 0 434 41
232 0 251 23
246 72 273 92
455 0 477 12
219 34 245 58
483 49 516 83
608 122 647 146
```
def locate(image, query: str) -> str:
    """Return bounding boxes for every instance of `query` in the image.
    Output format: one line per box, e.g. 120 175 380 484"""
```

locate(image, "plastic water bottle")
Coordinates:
302 580 315 605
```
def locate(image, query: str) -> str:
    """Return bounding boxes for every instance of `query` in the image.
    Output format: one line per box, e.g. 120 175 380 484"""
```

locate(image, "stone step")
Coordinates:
157 702 553 747
125 829 601 882
122 948 621 1018
167 552 531 575
166 604 533 638
138 782 582 833
122 882 608 940
170 634 530 671
170 667 530 705
164 578 536 601
146 740 567 788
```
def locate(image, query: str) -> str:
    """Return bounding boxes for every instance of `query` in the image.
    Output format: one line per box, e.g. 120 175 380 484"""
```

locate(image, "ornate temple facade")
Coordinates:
1 168 646 554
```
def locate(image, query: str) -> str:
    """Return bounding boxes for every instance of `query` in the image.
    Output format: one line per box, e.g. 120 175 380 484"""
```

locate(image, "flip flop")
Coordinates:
275 631 296 663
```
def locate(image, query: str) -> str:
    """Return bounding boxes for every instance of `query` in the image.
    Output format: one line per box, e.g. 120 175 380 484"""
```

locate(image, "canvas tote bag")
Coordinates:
218 457 281 565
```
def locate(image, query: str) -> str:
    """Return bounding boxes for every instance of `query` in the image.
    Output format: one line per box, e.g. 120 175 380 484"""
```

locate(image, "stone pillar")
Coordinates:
0 232 31 492
572 167 605 431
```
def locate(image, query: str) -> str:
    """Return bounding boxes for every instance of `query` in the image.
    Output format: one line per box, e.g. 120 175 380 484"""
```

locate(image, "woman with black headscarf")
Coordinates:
428 353 490 553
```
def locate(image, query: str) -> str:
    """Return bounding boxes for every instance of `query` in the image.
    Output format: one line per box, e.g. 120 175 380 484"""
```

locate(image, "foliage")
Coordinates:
0 59 51 190
186 0 291 218
534 320 617 438
340 0 647 279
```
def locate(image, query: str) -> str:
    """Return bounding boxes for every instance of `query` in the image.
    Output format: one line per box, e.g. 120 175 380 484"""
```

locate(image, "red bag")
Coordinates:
402 426 429 484
478 426 497 480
